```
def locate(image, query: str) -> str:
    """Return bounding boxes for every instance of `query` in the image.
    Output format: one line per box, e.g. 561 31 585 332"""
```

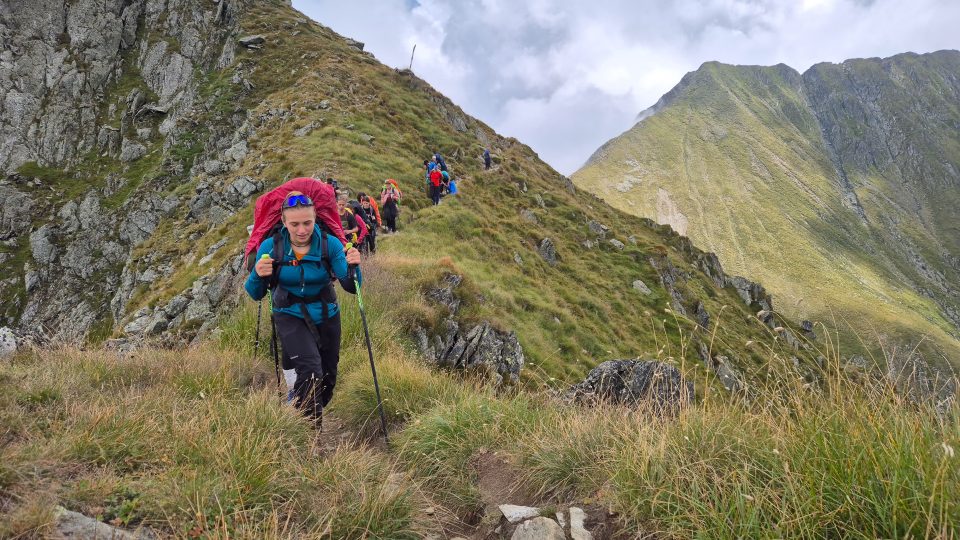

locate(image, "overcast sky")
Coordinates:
291 0 960 175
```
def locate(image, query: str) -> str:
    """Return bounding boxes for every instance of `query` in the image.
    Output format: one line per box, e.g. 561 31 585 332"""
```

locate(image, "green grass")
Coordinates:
3 306 955 538
573 55 960 369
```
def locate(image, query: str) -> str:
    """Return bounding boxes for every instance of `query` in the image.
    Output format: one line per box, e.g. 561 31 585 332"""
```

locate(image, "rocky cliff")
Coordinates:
574 52 960 367
1 0 253 341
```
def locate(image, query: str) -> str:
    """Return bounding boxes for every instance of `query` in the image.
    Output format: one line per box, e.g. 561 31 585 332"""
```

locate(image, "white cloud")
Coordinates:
292 0 960 174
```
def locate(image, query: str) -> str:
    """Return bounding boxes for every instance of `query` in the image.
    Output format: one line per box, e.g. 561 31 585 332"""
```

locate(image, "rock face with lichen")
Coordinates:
0 0 251 342
414 274 525 386
565 359 694 412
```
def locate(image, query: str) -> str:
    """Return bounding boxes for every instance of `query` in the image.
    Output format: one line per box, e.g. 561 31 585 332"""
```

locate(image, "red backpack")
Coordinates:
244 178 346 271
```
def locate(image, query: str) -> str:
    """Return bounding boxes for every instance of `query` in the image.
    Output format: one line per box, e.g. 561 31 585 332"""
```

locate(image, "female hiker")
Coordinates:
245 191 362 426
380 180 402 233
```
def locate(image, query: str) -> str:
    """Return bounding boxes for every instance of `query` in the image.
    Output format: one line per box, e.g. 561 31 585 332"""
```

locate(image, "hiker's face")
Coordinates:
282 206 315 244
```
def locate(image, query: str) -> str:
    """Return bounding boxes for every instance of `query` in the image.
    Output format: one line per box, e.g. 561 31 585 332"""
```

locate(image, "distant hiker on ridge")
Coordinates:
429 165 443 205
433 150 447 172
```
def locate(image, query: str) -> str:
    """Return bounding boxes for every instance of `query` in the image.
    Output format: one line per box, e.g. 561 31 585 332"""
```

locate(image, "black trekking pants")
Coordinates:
383 203 398 232
275 311 341 419
430 184 442 205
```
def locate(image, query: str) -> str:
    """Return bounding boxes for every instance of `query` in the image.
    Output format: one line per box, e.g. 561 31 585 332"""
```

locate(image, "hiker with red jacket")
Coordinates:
429 166 443 205
245 190 361 427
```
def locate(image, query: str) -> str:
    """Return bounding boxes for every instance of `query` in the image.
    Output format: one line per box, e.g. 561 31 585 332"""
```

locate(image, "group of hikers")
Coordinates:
244 148 493 431
328 177 403 257
424 150 458 205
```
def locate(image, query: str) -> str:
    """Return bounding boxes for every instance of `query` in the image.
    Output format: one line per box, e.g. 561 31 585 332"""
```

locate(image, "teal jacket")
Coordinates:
245 225 361 322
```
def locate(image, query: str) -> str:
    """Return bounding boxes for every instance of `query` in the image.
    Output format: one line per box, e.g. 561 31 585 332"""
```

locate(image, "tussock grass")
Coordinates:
0 346 425 538
2 314 957 538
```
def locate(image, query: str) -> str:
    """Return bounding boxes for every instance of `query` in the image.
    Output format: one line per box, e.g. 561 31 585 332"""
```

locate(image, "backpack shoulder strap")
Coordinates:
318 224 335 280
268 229 284 290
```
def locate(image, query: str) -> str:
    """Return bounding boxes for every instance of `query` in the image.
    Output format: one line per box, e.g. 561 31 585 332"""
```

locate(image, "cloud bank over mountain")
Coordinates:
293 0 960 174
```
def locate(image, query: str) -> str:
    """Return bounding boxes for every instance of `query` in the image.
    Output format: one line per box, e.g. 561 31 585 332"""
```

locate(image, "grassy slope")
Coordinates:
573 60 960 366
119 2 821 391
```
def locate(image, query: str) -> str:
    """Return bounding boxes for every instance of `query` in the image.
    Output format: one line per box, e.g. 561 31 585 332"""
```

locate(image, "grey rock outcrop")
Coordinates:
52 505 155 540
499 504 540 523
0 0 248 340
0 185 33 239
538 237 557 266
511 517 565 540
238 35 266 47
587 220 609 238
569 507 593 540
414 274 524 386
0 327 16 358
566 359 694 411
632 279 652 295
119 139 147 162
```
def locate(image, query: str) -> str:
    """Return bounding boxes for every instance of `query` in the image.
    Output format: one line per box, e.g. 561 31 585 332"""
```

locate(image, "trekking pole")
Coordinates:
261 254 282 404
253 297 263 361
346 244 389 443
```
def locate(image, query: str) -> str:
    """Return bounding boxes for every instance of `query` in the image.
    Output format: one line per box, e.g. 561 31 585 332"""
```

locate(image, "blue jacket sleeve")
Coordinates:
327 235 361 293
244 238 274 301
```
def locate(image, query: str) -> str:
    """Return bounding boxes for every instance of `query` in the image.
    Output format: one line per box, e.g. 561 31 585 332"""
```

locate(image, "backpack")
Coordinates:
348 200 376 231
244 177 346 271
341 206 368 245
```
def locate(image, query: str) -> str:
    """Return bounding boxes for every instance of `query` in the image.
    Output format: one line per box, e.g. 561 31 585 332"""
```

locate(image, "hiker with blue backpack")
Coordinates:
245 190 361 428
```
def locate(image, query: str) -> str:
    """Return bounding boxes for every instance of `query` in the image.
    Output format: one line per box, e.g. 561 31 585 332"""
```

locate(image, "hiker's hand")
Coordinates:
345 247 361 266
255 256 274 278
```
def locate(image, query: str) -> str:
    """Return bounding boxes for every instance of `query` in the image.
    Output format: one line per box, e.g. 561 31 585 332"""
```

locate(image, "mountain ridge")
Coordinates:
574 49 960 366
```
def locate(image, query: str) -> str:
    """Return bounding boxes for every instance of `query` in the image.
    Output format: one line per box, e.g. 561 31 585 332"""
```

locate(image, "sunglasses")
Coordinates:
283 194 313 208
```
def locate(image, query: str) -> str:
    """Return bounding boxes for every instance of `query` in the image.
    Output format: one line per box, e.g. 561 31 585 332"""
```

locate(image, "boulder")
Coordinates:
511 517 565 540
0 327 17 358
29 225 57 264
569 507 593 540
632 279 652 295
119 138 147 162
499 504 540 523
713 356 744 393
609 238 625 250
520 208 538 224
588 220 609 238
238 35 266 47
293 121 321 137
52 505 153 539
538 238 557 266
566 359 694 411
